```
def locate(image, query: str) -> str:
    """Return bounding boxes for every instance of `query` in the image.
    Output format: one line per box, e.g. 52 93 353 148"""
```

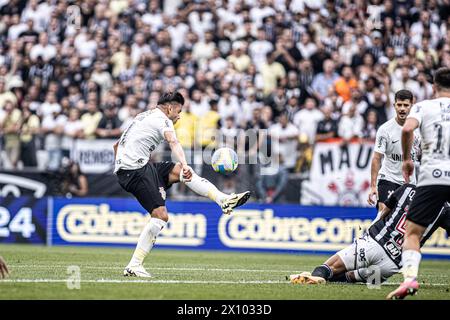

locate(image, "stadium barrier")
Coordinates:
1 196 449 260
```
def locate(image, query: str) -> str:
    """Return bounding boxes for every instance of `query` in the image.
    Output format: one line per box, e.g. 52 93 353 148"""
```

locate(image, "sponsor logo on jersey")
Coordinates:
384 240 401 257
433 169 443 178
390 153 402 161
358 248 367 262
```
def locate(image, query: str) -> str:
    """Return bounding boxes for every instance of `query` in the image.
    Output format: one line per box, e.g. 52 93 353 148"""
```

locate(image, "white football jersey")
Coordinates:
408 97 450 186
114 108 175 173
374 118 421 185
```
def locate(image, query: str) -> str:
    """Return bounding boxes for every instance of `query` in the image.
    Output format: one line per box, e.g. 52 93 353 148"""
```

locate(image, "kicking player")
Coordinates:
114 91 250 277
367 89 421 212
289 184 450 285
387 67 450 299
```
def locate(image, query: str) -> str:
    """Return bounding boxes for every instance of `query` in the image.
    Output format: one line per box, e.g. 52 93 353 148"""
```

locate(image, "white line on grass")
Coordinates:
0 279 448 286
9 265 308 273
0 279 287 284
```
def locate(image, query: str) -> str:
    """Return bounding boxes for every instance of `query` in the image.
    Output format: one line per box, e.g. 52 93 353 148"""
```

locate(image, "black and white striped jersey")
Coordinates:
368 184 449 266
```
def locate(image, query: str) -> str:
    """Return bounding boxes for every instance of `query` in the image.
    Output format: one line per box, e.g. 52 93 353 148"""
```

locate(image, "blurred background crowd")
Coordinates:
0 0 449 200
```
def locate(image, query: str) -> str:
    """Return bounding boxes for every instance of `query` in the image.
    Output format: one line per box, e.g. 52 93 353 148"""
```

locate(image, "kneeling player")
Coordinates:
289 184 450 285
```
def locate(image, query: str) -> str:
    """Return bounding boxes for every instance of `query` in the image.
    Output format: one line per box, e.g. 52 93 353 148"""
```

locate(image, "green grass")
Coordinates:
0 244 449 300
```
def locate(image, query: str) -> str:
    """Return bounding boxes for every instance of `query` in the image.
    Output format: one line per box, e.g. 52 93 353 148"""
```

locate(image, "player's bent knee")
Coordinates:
151 206 169 222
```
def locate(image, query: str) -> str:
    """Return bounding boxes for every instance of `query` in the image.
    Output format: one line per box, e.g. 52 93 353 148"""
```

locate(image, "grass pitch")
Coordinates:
0 244 449 300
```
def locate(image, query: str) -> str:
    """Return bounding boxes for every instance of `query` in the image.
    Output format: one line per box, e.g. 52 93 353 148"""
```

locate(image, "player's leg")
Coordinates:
290 240 361 284
387 185 449 299
168 162 250 214
376 180 401 213
120 164 170 277
124 206 168 277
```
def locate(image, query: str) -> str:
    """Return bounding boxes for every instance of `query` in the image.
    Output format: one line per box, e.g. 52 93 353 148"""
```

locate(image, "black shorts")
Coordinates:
377 179 402 205
116 161 176 213
406 185 450 228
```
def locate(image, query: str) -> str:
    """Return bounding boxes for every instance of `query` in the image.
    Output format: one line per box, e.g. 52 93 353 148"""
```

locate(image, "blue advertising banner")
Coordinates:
50 197 450 259
0 196 48 244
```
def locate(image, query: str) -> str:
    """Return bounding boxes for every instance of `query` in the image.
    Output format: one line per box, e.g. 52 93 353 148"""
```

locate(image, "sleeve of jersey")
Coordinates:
373 126 386 154
407 103 423 127
158 117 176 136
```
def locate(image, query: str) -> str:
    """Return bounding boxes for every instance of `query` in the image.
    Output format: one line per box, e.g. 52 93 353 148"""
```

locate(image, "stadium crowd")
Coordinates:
0 0 449 184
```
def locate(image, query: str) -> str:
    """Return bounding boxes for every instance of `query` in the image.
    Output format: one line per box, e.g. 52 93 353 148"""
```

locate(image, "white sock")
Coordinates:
128 218 167 267
182 171 229 205
401 250 421 281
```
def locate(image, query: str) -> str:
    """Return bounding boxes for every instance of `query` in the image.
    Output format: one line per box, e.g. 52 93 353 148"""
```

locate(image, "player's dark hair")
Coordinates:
434 67 450 90
157 91 185 106
394 89 413 102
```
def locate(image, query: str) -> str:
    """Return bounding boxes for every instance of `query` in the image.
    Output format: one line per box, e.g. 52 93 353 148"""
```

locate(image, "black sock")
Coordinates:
329 272 356 283
311 264 333 280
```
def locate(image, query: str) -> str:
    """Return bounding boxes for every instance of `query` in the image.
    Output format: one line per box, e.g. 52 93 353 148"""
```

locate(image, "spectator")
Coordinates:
30 33 56 62
256 152 289 203
0 101 22 168
41 108 66 171
260 52 286 96
19 103 39 167
338 104 364 143
315 105 339 142
249 28 273 71
95 105 122 139
81 101 102 139
311 59 339 102
334 65 358 102
61 108 84 157
0 78 17 110
190 89 210 117
227 41 251 73
362 109 379 141
61 161 88 197
90 61 113 98
293 98 324 144
269 113 299 172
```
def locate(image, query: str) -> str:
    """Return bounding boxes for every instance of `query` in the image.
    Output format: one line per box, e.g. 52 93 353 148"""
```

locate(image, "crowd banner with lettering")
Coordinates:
0 196 48 244
301 141 374 207
49 198 450 259
72 139 116 174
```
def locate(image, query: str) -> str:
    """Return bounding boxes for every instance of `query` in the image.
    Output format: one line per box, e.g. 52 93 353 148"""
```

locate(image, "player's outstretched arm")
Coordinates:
164 130 192 181
401 118 419 183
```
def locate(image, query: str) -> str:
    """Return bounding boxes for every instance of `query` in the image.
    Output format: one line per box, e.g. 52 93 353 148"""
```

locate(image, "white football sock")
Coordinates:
182 171 229 205
128 218 167 267
401 250 421 281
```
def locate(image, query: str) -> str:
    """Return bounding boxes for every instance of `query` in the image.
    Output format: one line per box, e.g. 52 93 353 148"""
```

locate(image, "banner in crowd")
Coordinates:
0 196 48 244
49 197 450 259
301 141 374 207
72 139 116 174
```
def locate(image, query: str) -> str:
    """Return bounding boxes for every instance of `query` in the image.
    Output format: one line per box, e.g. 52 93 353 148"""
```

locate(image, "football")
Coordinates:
211 147 238 174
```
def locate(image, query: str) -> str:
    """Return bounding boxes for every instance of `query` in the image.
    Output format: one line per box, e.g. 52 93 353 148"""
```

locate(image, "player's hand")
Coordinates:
367 187 378 206
0 256 9 279
182 164 193 182
402 160 414 183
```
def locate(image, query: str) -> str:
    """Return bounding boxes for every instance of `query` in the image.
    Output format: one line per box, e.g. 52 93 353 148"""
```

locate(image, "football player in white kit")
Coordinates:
367 89 421 212
114 91 250 277
387 67 450 299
